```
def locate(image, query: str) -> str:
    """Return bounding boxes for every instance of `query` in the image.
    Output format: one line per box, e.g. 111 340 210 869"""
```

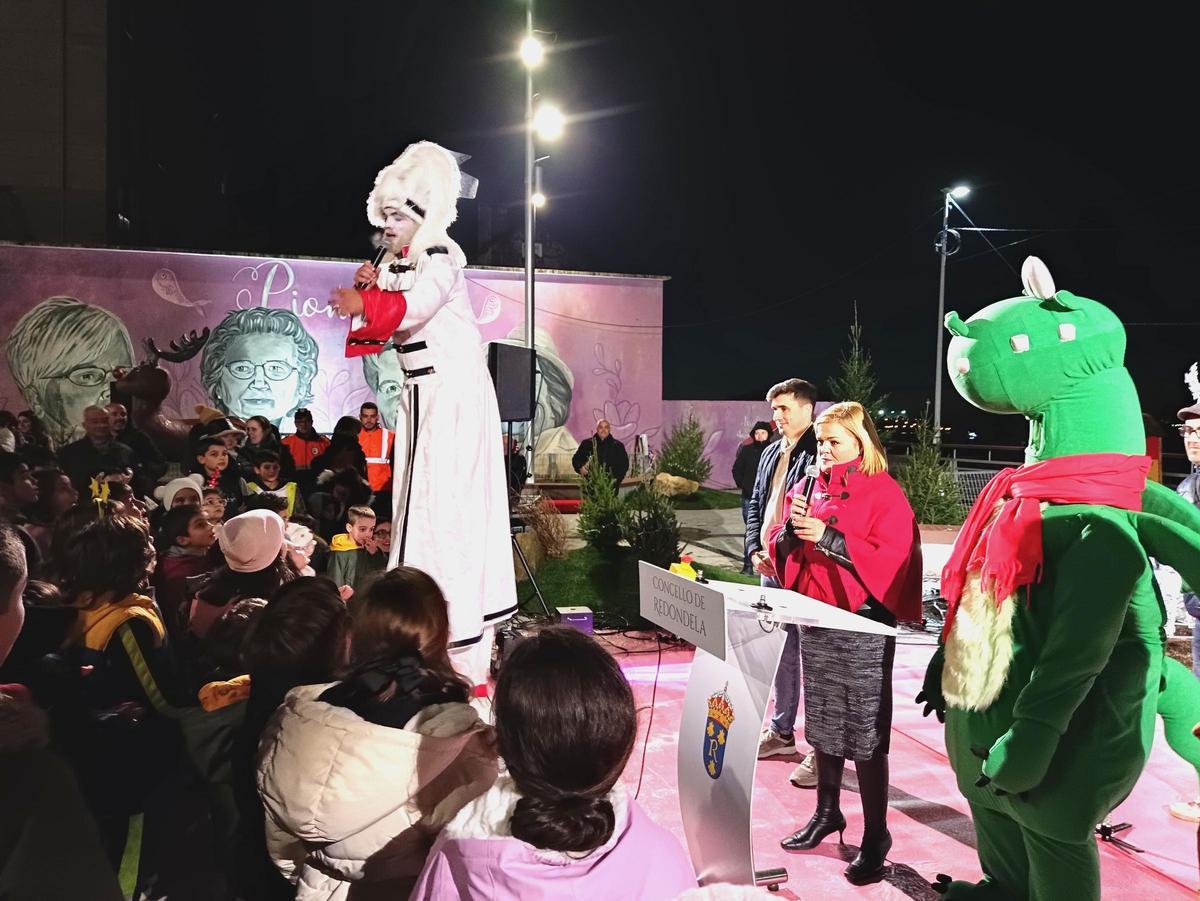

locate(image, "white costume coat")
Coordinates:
378 250 517 651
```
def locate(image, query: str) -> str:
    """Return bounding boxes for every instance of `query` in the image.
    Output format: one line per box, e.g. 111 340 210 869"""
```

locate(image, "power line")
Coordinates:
949 197 1019 277
467 207 946 332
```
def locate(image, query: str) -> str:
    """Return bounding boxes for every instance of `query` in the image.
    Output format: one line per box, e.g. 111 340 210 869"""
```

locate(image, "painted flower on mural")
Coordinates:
593 399 641 441
591 343 659 442
307 367 374 433
163 355 211 421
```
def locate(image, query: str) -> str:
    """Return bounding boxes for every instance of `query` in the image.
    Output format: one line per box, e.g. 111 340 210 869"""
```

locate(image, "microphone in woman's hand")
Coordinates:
801 464 820 507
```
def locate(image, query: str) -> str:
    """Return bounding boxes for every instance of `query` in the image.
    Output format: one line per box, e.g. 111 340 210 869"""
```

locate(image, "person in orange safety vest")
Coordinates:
358 402 394 492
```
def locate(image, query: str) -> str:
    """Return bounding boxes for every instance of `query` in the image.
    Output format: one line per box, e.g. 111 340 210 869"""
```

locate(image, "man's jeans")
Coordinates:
1185 592 1200 678
741 498 753 571
762 573 802 736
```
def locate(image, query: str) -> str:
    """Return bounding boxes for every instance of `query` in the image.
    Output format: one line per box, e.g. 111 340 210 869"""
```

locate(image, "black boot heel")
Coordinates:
780 810 847 851
844 828 892 885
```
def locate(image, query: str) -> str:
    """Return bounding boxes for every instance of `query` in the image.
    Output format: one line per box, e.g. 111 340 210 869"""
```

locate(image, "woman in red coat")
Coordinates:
768 401 921 886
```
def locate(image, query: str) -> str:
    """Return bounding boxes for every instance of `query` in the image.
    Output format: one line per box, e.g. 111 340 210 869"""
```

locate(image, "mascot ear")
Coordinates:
945 312 971 338
1021 256 1057 300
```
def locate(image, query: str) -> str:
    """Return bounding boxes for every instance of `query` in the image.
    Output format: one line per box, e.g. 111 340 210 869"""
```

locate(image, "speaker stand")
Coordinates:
512 528 550 617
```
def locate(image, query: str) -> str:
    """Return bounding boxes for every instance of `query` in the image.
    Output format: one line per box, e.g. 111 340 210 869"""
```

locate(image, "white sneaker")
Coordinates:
1169 798 1200 822
789 752 818 788
757 729 797 759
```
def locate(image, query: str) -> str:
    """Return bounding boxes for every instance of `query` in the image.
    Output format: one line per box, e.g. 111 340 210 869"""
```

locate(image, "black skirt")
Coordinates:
800 599 896 760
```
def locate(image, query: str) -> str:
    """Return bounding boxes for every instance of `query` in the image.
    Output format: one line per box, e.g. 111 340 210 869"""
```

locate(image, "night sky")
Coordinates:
109 1 1200 446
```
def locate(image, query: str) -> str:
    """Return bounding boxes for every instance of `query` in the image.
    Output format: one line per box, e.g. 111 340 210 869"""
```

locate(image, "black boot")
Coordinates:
845 750 891 884
781 752 846 851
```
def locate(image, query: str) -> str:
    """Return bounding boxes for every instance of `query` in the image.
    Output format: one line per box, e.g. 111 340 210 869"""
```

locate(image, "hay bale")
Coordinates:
654 473 700 497
512 529 545 582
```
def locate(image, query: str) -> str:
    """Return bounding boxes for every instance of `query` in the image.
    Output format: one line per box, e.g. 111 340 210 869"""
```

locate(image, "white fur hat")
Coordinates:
154 474 205 510
366 141 468 264
219 510 285 573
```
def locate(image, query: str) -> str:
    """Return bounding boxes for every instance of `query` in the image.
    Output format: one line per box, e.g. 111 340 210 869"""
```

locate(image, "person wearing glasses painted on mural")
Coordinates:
6 296 136 448
360 341 406 430
200 308 319 430
329 141 516 689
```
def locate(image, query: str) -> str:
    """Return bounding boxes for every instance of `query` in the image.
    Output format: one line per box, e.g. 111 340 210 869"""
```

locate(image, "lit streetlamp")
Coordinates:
934 184 969 441
521 5 563 481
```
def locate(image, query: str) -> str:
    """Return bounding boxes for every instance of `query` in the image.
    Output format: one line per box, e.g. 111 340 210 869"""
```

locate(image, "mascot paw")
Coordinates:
981 719 1057 795
915 690 946 723
931 874 1007 899
918 647 948 721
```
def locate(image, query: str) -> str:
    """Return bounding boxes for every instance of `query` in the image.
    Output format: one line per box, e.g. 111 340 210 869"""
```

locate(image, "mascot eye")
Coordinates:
1009 334 1031 354
1058 323 1076 342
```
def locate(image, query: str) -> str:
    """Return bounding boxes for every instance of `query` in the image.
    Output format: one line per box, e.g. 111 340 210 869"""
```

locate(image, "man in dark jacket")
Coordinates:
732 420 774 574
572 419 629 487
745 378 818 785
58 406 138 494
107 403 165 495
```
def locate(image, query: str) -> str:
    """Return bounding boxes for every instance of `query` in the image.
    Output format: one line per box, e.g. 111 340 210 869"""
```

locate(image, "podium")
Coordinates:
638 562 897 890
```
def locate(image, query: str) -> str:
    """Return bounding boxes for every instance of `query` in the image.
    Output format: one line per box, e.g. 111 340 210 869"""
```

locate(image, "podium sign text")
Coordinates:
638 562 727 659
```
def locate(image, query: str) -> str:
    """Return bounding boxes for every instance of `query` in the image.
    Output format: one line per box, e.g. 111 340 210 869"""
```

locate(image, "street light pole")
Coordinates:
933 184 969 442
933 190 951 442
523 1 535 354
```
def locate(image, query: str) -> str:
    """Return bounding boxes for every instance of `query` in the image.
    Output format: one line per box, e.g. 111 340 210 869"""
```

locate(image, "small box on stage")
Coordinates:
555 606 594 634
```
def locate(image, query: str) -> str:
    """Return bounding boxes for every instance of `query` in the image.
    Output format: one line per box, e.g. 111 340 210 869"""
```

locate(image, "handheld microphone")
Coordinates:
800 464 820 507
356 242 389 289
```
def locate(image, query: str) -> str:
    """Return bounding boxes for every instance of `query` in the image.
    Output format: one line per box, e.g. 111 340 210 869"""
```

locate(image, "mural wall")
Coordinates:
0 245 666 466
0 244 788 489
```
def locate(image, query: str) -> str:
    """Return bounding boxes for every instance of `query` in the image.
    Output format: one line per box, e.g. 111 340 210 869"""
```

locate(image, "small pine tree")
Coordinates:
896 408 965 525
619 483 682 569
655 413 713 485
827 302 888 418
577 447 624 552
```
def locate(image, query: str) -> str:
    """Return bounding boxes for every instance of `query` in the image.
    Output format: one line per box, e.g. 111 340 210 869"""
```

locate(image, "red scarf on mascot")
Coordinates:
940 452 1149 639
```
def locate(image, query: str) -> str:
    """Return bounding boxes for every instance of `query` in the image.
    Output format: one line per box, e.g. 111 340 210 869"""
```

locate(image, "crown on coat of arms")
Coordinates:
707 688 734 730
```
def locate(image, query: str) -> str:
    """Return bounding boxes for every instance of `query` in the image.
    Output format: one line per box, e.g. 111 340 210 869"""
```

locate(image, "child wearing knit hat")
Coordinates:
189 510 291 639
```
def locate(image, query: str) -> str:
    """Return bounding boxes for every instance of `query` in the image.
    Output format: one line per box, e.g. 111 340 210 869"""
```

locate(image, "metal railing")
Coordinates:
888 441 1193 485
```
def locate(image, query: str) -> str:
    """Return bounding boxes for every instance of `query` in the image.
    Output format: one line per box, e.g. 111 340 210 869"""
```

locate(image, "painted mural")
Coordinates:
0 243 777 488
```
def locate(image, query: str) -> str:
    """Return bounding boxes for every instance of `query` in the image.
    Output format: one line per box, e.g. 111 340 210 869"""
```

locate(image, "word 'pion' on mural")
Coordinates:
651 574 709 636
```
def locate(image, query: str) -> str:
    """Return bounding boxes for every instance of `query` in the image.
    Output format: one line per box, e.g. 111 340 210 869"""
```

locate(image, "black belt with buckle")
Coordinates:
397 341 427 354
403 366 436 378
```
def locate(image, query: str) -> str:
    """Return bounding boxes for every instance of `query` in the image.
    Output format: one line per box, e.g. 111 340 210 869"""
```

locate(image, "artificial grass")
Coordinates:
670 487 744 510
519 545 759 629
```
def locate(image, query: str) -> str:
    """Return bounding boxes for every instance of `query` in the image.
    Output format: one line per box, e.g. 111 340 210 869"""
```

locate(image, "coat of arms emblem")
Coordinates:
704 685 735 780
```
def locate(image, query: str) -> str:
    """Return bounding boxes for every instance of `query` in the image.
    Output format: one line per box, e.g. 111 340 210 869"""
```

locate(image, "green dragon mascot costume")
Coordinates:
920 257 1200 900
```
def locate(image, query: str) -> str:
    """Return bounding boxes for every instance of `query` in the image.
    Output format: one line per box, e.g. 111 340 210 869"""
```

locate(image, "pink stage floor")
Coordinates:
612 633 1199 899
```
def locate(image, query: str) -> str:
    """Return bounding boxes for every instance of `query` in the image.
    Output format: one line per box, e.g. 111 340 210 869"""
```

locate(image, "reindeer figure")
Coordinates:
113 328 220 461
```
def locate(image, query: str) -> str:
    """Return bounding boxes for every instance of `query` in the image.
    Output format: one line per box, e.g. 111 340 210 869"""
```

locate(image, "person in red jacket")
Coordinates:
768 401 921 886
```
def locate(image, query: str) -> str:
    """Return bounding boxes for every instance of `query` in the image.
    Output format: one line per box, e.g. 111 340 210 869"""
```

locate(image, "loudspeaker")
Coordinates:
487 342 536 422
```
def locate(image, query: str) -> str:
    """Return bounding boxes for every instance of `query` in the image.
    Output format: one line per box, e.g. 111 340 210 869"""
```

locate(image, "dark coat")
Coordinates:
572 434 630 485
58 438 138 493
744 428 816 558
732 439 770 499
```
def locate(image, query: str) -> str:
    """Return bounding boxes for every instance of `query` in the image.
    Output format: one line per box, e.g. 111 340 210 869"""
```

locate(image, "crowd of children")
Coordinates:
0 406 700 900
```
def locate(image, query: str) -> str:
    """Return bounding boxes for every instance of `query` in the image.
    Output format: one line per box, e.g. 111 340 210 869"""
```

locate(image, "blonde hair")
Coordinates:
815 402 887 476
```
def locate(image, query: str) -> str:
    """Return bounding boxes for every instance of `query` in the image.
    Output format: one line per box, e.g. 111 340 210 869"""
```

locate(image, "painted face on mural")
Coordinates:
360 345 404 430
215 334 301 424
6 297 136 446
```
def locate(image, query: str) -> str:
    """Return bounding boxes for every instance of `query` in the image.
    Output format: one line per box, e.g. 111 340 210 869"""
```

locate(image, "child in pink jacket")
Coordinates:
410 626 697 900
